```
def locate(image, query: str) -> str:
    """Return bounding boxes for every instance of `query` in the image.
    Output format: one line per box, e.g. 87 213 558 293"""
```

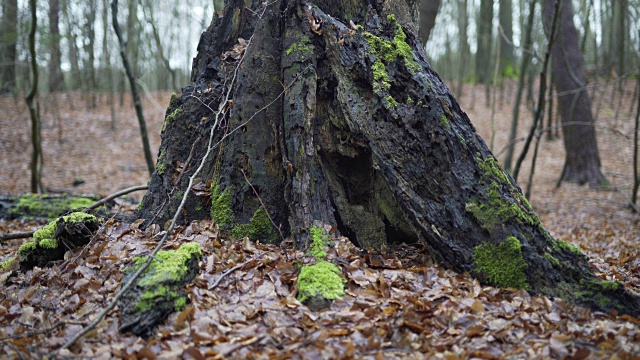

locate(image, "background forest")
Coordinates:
1 0 640 358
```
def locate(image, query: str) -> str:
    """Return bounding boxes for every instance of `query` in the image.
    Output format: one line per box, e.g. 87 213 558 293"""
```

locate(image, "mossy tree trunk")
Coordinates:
138 0 640 316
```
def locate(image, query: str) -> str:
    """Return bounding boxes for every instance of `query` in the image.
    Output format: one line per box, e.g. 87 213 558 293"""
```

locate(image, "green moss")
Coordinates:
544 253 560 267
286 36 314 57
162 108 182 132
62 212 96 223
134 285 179 312
33 220 58 243
371 60 391 93
297 261 346 303
9 194 95 220
473 236 529 289
599 280 621 291
309 226 328 259
1 257 16 271
210 182 234 227
137 202 143 211
195 203 202 211
156 148 167 175
363 18 419 97
476 155 510 185
134 242 201 286
39 238 58 249
230 206 277 243
385 95 398 109
174 296 187 311
406 97 413 105
466 182 538 230
552 239 583 255
132 242 201 312
440 114 451 131
18 241 37 255
168 92 178 108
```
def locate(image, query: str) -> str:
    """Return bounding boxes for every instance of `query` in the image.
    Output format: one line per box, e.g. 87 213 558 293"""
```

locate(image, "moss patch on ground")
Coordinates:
297 260 346 303
473 236 529 289
132 242 201 312
1 257 16 271
9 194 95 220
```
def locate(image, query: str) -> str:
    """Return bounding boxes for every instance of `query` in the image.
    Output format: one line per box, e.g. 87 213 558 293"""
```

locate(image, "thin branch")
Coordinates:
209 258 255 290
85 184 148 211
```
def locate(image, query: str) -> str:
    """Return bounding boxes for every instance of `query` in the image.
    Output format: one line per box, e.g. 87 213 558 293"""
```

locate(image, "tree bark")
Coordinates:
139 0 640 317
0 0 18 93
498 0 514 76
48 0 64 92
62 0 81 91
543 0 607 186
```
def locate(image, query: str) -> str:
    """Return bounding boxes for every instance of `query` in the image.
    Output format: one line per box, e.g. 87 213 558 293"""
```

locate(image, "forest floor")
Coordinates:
0 80 639 359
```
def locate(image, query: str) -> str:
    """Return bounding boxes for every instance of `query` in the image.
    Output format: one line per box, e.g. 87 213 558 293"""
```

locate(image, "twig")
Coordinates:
50 32 251 358
0 320 87 342
0 231 35 242
85 184 148 211
209 259 256 290
213 335 264 359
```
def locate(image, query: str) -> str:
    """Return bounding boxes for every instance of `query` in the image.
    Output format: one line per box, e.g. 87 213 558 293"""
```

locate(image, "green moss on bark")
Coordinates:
210 182 234 227
9 195 95 220
473 236 529 289
231 206 277 243
309 226 328 259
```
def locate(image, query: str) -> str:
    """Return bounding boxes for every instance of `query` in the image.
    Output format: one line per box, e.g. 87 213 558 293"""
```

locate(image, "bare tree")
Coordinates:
0 0 18 93
503 0 536 172
26 0 42 193
476 0 493 105
498 0 515 76
62 0 81 90
455 0 469 98
48 0 64 92
144 0 179 92
84 0 97 108
111 0 155 176
544 0 607 186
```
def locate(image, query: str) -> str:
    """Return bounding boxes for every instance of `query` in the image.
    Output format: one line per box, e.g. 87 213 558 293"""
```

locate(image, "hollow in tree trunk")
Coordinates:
138 0 639 316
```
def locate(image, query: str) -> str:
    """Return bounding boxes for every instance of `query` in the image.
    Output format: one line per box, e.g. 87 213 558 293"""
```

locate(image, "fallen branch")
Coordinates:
210 259 256 290
0 231 35 242
85 184 148 211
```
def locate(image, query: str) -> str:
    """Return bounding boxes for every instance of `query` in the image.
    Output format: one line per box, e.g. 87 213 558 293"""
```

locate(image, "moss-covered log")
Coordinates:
17 212 100 270
118 242 201 337
0 194 100 220
138 0 640 316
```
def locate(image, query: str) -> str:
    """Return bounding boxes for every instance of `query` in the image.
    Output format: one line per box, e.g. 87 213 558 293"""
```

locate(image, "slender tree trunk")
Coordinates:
0 0 18 93
84 0 97 108
632 67 640 208
504 0 535 172
102 0 116 130
612 0 626 75
476 0 493 87
498 0 514 76
62 0 81 91
139 0 640 317
418 0 440 46
48 0 64 92
144 0 179 92
111 0 155 175
544 0 608 186
455 0 469 98
26 0 42 193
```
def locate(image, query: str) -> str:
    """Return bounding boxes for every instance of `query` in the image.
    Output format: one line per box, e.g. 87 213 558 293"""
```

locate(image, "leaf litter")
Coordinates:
2 84 640 358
